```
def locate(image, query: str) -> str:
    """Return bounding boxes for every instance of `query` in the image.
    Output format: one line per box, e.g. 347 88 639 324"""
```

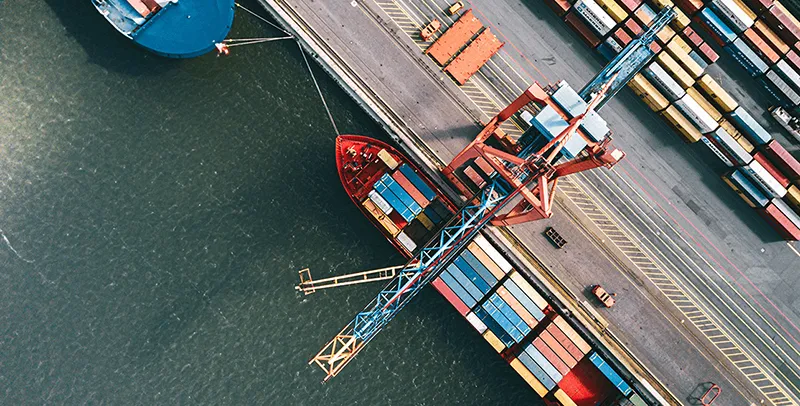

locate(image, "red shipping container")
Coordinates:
546 323 585 361
564 11 601 48
674 0 704 14
754 152 791 187
742 28 781 63
649 41 662 53
757 203 800 240
540 329 578 368
764 3 800 44
760 139 800 180
533 337 571 375
391 171 430 207
742 0 774 14
625 18 643 36
544 0 571 17
431 278 470 316
694 15 728 47
787 49 800 71
614 27 633 46
698 42 721 63
618 0 642 13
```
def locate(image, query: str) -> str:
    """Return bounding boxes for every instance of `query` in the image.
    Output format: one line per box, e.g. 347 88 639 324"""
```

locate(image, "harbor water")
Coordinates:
0 1 544 404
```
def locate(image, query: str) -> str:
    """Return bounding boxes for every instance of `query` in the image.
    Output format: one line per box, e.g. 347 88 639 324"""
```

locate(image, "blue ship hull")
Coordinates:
92 0 235 58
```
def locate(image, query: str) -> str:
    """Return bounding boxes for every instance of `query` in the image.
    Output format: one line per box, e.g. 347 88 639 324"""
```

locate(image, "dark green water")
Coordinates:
0 1 543 404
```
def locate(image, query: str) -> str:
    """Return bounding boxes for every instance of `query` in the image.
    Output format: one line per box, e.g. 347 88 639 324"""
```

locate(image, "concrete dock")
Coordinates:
258 0 800 404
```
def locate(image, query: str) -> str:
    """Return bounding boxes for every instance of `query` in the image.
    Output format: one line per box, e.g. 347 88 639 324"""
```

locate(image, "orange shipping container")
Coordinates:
533 337 570 375
540 329 578 367
742 28 781 64
466 242 506 280
496 286 539 328
444 28 504 85
546 322 585 361
553 315 593 354
755 20 790 55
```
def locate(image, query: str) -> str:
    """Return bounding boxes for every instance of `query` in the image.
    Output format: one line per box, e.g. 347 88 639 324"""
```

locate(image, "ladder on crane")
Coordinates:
296 265 414 295
307 8 675 382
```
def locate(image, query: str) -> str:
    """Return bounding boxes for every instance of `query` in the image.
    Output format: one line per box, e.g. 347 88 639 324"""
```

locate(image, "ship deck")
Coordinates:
258 0 800 404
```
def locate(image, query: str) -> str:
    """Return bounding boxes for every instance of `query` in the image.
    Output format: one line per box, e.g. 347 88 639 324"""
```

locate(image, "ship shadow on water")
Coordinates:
43 0 179 75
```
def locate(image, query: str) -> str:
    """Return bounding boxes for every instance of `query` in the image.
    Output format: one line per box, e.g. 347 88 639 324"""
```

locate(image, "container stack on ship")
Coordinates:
543 0 800 240
335 134 646 405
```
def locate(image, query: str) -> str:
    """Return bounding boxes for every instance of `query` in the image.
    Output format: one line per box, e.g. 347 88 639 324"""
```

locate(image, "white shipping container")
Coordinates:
466 312 488 334
710 127 753 165
700 137 735 167
368 190 394 215
711 0 754 33
397 231 417 253
742 161 788 198
474 234 513 273
574 0 616 36
772 198 800 229
644 63 686 102
674 94 719 134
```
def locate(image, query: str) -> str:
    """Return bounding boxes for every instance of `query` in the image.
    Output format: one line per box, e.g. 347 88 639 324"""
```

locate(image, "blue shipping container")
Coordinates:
524 342 563 384
726 107 772 146
380 173 422 215
488 293 531 337
453 257 492 294
373 185 415 222
502 278 545 321
724 38 769 77
398 164 437 201
698 8 737 45
516 351 556 389
708 127 752 166
724 170 770 207
460 250 498 284
481 301 525 342
689 50 709 71
589 352 633 396
439 268 480 307
473 307 515 347
444 264 484 302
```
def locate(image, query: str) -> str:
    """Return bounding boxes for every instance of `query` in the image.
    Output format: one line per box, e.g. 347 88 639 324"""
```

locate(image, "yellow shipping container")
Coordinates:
732 0 757 20
787 184 800 210
628 73 670 111
363 198 401 236
656 25 676 45
719 119 755 152
671 7 691 30
657 52 694 88
661 105 703 143
686 87 723 122
509 358 549 397
596 0 628 23
697 74 739 113
670 36 693 54
482 330 506 353
722 175 759 208
773 2 800 30
666 40 704 79
554 389 579 406
754 20 790 55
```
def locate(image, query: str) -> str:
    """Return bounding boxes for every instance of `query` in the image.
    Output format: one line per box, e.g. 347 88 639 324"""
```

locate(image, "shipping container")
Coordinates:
431 277 471 315
675 91 720 133
760 139 800 180
482 328 509 352
496 286 539 327
441 264 482 305
474 234 514 273
686 87 723 122
697 8 738 45
481 299 527 343
754 152 791 186
700 136 736 166
540 329 579 367
681 26 704 47
710 0 755 33
773 59 800 92
698 42 721 64
742 27 781 64
598 37 624 60
757 201 800 239
624 17 643 36
596 0 629 22
656 24 677 46
754 20 790 55
709 125 754 165
554 388 579 406
787 49 800 71
674 0 704 14
517 350 557 389
398 164 437 201
461 249 499 285
453 256 492 293
545 0 572 16
741 0 774 14
509 271 550 309
589 352 633 396
377 148 399 170
732 0 758 20
666 38 705 78
671 6 693 30
553 315 593 354
363 196 402 236
614 27 633 46
524 342 564 384
643 63 686 101
467 241 506 280
488 293 532 337
533 337 571 375
786 184 800 209
396 231 417 253
724 37 770 76
719 118 756 152
416 212 434 230
727 106 773 145
761 69 800 105
465 310 487 333
629 72 671 111
509 357 549 396
697 75 739 113
374 184 415 222
392 170 431 207
742 160 789 197
502 278 547 321
723 169 771 207
661 105 704 142
618 0 642 12
657 52 695 88
632 3 656 26
764 2 800 44
575 0 618 36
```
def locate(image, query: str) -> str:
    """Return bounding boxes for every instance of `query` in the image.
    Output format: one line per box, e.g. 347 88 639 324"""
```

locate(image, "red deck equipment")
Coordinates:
444 29 504 85
425 10 482 65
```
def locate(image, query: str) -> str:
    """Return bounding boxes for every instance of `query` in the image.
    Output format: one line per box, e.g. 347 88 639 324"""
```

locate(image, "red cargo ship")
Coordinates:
336 135 457 257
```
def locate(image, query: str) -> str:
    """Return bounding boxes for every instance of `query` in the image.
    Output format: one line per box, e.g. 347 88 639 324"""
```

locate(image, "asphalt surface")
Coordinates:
260 0 800 404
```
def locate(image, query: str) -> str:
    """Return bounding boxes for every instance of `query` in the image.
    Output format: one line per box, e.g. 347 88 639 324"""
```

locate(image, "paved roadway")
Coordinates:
261 0 800 404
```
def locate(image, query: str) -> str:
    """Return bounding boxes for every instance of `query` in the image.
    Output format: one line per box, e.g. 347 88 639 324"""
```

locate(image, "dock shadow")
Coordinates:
43 0 180 76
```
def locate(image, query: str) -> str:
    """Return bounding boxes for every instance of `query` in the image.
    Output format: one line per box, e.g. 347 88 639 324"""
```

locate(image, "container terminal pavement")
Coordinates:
258 0 800 404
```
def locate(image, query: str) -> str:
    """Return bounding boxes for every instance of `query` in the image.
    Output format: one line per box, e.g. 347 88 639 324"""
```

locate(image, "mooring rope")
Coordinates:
298 41 340 136
223 36 294 47
235 2 293 37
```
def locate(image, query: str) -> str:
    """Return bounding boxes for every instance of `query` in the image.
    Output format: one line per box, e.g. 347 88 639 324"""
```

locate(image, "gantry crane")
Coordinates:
307 7 675 382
